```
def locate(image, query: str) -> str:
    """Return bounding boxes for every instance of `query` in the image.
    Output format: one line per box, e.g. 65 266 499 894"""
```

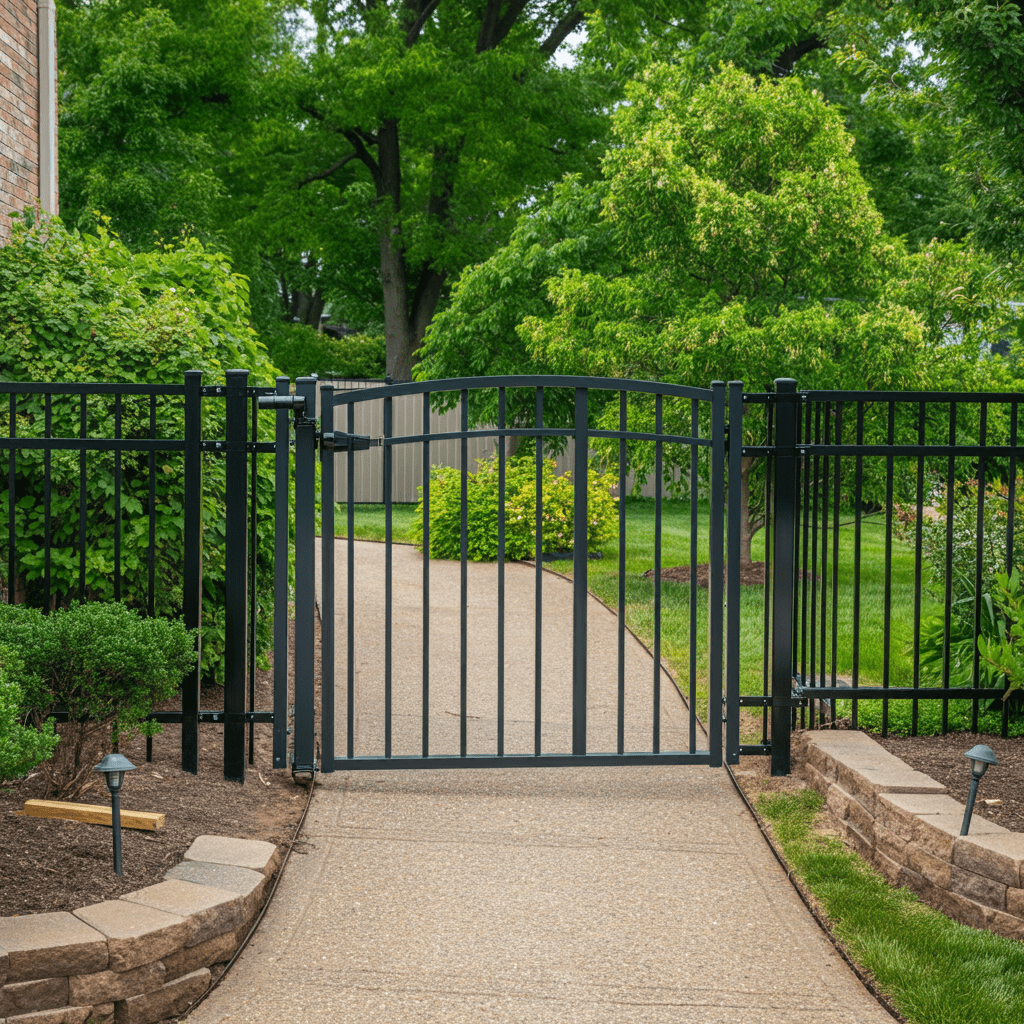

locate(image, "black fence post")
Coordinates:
292 376 318 776
319 382 335 771
272 375 290 770
708 381 726 767
572 387 588 756
771 378 799 776
224 369 249 783
182 370 203 774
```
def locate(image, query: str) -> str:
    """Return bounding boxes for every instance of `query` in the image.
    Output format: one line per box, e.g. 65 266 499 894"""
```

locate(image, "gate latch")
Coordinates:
320 431 380 451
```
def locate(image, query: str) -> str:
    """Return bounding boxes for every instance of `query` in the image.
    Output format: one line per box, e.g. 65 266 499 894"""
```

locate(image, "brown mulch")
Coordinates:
0 618 320 919
643 561 821 587
872 731 1024 834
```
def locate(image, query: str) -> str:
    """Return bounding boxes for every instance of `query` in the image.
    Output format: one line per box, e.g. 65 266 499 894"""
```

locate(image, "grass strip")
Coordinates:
757 789 1024 1024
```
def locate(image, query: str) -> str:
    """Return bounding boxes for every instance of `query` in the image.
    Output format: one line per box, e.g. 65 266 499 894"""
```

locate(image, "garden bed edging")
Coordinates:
0 835 280 1024
796 730 1024 939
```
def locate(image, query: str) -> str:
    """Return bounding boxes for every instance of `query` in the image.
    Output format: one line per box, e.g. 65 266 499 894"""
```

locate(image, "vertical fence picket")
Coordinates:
385 394 394 759
689 397 699 753
223 369 249 783
497 388 505 757
44 393 52 610
423 392 432 757
182 370 203 775
618 391 627 756
80 395 88 606
272 376 290 770
971 402 988 734
726 382 743 764
459 390 468 757
573 388 589 756
912 401 926 737
112 394 120 604
943 403 956 735
653 394 663 754
534 387 543 756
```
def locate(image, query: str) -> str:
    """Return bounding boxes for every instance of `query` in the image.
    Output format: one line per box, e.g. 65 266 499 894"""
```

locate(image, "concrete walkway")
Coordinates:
187 541 891 1024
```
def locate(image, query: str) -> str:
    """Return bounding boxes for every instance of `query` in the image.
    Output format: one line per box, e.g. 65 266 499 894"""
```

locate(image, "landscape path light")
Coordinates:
94 753 137 876
960 744 998 836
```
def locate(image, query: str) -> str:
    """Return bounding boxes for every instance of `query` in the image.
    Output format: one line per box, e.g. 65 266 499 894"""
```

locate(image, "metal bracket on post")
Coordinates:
770 378 799 776
320 432 379 451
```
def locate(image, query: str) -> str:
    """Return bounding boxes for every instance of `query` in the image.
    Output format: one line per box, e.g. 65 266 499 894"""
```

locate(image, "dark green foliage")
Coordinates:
0 602 196 796
413 453 618 562
263 322 385 381
0 215 277 686
0 641 59 782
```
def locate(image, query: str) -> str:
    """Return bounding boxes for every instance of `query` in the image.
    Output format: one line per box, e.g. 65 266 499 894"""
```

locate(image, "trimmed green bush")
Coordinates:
262 321 385 380
0 644 59 783
414 453 618 561
0 601 196 797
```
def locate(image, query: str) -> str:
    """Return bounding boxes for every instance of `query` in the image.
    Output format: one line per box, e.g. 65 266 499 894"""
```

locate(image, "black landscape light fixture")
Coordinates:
94 753 137 876
960 744 999 836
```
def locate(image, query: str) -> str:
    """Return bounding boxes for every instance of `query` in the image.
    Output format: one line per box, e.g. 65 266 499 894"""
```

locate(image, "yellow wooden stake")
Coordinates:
21 799 165 831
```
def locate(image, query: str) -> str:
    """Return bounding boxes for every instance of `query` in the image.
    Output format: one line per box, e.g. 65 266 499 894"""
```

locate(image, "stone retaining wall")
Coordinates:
0 835 280 1024
796 730 1024 940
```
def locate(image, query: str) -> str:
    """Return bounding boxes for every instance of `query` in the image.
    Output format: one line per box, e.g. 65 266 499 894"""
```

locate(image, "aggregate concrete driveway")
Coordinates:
187 540 891 1023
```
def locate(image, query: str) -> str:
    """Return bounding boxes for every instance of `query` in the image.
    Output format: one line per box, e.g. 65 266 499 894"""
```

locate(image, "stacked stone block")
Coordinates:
0 836 280 1024
797 730 1024 940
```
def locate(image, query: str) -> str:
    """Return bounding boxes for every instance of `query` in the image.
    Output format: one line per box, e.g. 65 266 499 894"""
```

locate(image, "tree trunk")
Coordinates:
737 454 764 568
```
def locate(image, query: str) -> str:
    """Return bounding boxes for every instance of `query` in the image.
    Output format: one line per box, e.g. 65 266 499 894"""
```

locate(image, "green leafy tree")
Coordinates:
427 65 1000 565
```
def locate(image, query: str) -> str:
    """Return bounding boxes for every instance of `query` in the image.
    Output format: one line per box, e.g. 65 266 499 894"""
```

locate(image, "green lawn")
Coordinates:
759 789 1024 1024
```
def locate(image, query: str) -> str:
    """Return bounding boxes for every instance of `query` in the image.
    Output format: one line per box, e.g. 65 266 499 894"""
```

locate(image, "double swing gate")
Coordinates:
260 375 744 775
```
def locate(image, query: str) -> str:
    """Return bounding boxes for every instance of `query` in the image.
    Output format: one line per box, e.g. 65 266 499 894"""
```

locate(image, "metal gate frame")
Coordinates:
271 374 742 774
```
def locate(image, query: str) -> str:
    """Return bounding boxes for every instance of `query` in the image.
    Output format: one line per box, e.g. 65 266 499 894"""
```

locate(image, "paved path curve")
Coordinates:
188 541 891 1024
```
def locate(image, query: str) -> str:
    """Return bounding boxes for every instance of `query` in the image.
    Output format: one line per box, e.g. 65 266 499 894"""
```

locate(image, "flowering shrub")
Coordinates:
413 453 618 562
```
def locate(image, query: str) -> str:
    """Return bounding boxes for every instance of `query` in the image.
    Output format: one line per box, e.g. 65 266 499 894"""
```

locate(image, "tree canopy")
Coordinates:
422 64 1002 562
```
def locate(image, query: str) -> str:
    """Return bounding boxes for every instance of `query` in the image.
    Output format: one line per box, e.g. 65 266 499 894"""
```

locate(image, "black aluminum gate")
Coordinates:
267 375 742 774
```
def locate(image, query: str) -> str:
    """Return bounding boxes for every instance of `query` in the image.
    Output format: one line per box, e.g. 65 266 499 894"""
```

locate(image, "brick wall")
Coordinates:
0 0 56 245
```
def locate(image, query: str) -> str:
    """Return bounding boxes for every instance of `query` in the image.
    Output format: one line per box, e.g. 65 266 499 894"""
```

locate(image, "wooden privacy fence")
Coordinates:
319 379 670 503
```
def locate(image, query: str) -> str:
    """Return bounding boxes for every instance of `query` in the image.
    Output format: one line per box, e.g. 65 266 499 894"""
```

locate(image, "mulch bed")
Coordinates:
872 730 1024 834
0 618 321 919
643 561 820 587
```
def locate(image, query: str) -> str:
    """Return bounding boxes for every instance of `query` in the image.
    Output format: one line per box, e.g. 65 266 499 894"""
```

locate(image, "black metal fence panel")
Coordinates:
1 372 282 783
768 387 1024 752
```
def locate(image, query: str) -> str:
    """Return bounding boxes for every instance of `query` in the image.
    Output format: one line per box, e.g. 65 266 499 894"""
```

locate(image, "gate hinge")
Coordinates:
320 431 381 451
